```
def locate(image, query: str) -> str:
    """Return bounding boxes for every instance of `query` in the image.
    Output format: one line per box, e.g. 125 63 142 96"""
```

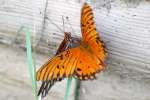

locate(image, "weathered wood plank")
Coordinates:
0 44 76 100
80 0 150 100
0 0 150 100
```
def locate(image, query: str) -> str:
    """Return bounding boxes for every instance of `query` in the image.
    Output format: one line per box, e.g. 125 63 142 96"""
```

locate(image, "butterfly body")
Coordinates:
56 32 71 55
37 2 106 98
80 41 92 51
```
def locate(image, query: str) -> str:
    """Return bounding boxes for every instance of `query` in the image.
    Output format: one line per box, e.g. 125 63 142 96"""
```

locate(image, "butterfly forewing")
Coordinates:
37 32 73 97
81 3 97 42
81 3 106 64
36 48 80 81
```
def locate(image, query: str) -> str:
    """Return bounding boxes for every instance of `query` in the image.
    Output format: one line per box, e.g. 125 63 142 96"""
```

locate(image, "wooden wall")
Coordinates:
0 0 150 100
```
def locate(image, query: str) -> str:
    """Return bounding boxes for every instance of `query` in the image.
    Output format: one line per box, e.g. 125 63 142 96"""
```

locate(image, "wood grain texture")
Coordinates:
0 44 76 100
80 0 150 100
0 0 150 100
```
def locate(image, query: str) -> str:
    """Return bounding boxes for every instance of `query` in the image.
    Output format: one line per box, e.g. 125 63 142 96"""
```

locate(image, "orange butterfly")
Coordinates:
37 32 73 97
36 2 106 97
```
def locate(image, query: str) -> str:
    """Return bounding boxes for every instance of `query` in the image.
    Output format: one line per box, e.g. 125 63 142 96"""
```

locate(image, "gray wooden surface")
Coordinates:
0 44 76 100
0 0 150 100
80 0 150 100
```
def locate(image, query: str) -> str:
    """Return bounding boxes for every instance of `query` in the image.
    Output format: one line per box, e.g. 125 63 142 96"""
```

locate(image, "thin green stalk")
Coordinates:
64 77 73 100
74 79 80 100
25 30 38 100
87 0 92 3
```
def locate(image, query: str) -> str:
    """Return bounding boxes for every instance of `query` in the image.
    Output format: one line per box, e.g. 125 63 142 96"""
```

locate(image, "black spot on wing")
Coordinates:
62 66 64 68
57 73 60 77
57 65 59 69
82 24 85 27
58 54 63 60
77 68 81 71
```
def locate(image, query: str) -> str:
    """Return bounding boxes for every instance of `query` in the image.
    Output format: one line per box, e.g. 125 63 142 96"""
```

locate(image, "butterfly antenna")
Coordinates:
66 17 76 35
47 17 64 33
62 16 65 32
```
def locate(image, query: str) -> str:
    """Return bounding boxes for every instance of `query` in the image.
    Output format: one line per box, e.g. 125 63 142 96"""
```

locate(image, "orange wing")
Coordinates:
37 48 78 81
36 2 106 97
81 2 97 42
37 2 106 83
36 46 102 81
37 32 72 97
81 2 106 64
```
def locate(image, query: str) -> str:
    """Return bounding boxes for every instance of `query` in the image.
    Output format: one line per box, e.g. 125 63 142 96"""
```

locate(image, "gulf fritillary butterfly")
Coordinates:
36 2 106 97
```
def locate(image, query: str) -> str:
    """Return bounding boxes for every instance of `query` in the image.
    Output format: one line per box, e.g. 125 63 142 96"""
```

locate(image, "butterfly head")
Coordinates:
64 32 71 41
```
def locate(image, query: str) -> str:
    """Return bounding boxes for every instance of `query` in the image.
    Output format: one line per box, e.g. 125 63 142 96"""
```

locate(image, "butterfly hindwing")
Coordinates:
75 46 103 80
